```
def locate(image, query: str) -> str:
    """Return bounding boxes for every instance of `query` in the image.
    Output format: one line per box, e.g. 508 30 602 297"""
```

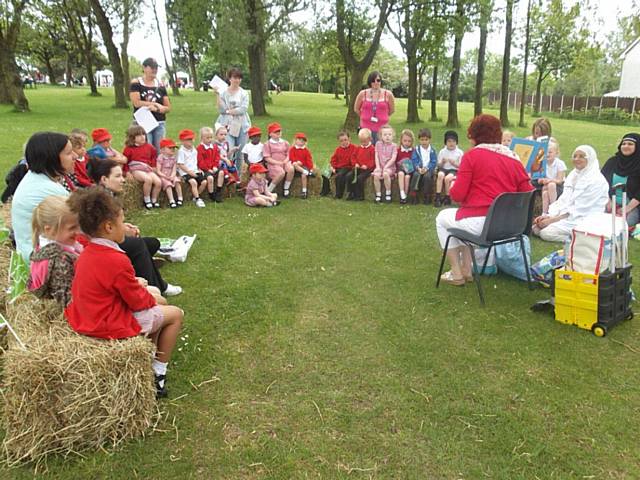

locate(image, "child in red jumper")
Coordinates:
322 131 356 198
65 188 183 398
396 129 415 204
345 128 375 201
123 125 162 209
289 132 315 199
197 126 225 202
69 130 93 188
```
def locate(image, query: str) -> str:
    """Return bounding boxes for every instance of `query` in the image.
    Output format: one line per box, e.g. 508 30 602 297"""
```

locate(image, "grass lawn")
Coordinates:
1 87 639 478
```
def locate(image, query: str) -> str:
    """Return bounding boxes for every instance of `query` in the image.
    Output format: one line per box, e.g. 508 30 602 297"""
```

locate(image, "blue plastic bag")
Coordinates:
495 236 531 281
530 249 565 287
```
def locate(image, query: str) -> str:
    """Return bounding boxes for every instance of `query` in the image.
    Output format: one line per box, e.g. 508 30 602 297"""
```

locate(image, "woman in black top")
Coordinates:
601 133 640 226
129 58 171 153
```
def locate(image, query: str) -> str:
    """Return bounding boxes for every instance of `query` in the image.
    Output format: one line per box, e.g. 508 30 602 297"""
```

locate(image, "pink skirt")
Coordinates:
160 175 180 189
134 305 164 335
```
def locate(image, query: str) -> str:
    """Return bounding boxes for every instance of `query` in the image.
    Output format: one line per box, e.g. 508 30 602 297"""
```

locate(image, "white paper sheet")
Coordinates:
133 107 159 133
209 75 228 94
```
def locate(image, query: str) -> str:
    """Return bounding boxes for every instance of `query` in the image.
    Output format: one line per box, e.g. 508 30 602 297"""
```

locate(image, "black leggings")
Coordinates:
118 236 167 291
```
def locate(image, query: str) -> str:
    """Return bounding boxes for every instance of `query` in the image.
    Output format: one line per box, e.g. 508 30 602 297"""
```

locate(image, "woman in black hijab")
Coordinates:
601 133 640 226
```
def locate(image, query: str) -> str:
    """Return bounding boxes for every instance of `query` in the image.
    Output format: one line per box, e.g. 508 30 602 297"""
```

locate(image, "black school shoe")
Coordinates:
155 374 168 399
215 189 224 203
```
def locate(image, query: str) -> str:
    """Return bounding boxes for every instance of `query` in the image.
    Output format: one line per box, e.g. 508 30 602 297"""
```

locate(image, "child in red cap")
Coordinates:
263 122 294 198
289 132 315 199
90 128 126 165
122 124 162 209
156 138 183 208
245 163 278 207
177 129 207 208
242 126 264 166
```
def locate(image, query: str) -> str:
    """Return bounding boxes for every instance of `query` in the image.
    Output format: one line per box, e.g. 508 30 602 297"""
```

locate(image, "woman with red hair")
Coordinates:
435 114 533 286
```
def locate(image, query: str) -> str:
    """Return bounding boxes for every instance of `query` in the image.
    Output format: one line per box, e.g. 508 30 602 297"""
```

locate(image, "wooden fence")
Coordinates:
487 92 640 118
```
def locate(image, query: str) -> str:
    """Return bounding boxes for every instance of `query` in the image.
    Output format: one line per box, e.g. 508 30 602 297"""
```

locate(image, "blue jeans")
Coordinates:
371 130 378 145
147 121 166 154
226 129 248 172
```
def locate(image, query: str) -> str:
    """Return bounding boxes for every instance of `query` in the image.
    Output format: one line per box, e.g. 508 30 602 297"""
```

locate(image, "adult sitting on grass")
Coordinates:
532 145 609 242
87 158 182 297
435 114 532 286
601 133 640 228
11 132 75 262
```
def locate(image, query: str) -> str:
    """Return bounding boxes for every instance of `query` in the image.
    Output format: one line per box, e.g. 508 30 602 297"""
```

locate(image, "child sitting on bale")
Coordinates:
65 188 184 398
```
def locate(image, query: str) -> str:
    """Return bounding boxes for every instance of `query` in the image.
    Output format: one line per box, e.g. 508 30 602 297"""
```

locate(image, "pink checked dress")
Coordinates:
373 142 397 179
156 153 179 189
263 140 290 179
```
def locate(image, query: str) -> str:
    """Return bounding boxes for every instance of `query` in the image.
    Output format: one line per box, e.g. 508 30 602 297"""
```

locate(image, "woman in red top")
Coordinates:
435 114 533 286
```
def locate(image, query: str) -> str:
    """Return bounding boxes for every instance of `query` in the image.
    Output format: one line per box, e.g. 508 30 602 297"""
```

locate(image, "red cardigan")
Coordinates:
197 144 220 171
73 159 93 187
450 146 533 220
65 242 156 339
123 143 157 168
353 144 375 170
289 146 314 170
330 144 356 169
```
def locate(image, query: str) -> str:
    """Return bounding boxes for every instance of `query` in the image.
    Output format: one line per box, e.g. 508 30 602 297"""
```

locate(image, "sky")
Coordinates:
126 0 636 78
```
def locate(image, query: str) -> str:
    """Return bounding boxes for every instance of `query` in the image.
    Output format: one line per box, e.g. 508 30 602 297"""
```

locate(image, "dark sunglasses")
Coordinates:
373 78 382 83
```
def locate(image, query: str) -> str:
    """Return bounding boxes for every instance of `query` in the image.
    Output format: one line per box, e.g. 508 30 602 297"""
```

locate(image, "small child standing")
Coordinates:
245 164 279 207
345 128 375 201
156 138 184 208
539 140 566 214
372 125 397 204
177 129 207 208
324 130 357 199
289 132 315 199
65 188 184 398
242 126 265 166
396 129 415 204
263 122 294 197
435 130 463 207
197 126 225 203
409 128 437 205
28 196 82 307
123 125 162 209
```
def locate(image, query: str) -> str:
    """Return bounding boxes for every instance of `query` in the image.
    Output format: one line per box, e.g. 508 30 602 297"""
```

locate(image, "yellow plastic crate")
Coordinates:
554 269 599 331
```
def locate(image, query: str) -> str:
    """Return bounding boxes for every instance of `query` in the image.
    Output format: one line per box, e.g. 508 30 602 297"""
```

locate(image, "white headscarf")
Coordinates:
548 145 609 220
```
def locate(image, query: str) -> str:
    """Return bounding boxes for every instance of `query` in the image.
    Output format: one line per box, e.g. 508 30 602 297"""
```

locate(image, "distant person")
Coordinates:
129 57 171 153
354 71 396 144
601 133 640 227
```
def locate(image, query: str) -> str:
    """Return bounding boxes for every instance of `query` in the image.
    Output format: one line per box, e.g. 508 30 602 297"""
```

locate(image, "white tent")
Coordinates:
95 70 113 87
619 38 640 97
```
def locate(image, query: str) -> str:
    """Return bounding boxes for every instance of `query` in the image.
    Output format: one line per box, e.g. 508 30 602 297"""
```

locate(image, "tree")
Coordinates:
518 0 531 127
474 0 493 117
446 0 467 128
499 0 514 127
0 0 30 111
149 0 179 95
336 0 393 132
89 0 127 107
529 0 582 115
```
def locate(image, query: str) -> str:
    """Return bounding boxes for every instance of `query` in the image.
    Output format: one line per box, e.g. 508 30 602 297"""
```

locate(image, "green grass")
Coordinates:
1 87 639 478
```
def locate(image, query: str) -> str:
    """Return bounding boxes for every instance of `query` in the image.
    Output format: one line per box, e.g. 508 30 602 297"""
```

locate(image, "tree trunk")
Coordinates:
430 65 438 121
187 44 199 91
406 54 420 123
84 49 99 95
446 28 464 128
417 70 423 109
534 72 544 116
0 46 29 111
89 0 127 108
65 52 73 87
44 57 56 84
247 42 267 115
519 0 532 127
333 68 340 99
500 0 514 127
121 0 130 82
343 67 366 133
344 64 349 107
474 16 488 117
164 11 180 96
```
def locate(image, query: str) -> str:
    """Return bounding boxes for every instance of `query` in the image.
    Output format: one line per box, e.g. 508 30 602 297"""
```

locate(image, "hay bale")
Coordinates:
1 294 158 467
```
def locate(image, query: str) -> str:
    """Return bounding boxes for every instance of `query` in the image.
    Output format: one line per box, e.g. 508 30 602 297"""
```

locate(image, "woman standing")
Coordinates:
354 71 395 144
601 133 640 227
213 67 251 173
129 58 171 153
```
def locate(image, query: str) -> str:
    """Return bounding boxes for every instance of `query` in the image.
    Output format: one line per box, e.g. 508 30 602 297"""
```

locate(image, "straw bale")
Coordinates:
1 294 158 467
1 203 11 230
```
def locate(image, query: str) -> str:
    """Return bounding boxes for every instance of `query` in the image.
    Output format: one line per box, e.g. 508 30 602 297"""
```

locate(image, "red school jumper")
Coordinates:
123 143 158 168
353 144 376 170
197 143 220 171
450 146 533 220
330 144 357 169
289 146 314 170
64 242 156 339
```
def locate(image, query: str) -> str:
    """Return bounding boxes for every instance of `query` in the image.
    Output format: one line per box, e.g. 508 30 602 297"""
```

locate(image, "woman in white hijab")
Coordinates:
533 145 609 242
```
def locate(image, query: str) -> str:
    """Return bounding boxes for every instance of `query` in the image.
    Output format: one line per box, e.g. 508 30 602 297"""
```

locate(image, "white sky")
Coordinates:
126 0 636 77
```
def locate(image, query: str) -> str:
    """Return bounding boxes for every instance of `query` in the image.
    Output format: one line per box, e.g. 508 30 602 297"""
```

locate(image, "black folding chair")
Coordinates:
436 191 536 305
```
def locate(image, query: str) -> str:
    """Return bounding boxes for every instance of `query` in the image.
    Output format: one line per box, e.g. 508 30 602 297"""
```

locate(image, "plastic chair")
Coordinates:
436 191 535 305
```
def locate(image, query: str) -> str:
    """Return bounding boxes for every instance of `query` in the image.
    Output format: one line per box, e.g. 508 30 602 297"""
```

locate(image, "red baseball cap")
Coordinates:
160 138 178 149
91 128 112 143
178 129 195 140
294 132 307 140
249 163 268 174
267 122 282 135
247 126 262 138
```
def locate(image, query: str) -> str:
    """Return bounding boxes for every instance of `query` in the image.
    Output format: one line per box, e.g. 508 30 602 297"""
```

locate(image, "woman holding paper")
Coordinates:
213 68 251 174
129 58 172 153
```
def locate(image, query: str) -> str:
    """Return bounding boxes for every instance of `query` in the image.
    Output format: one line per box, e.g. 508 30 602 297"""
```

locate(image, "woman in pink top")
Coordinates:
435 114 532 286
354 71 396 144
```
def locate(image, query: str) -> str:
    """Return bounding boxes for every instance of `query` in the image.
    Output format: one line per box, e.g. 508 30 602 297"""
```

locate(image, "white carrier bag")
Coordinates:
157 235 197 263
